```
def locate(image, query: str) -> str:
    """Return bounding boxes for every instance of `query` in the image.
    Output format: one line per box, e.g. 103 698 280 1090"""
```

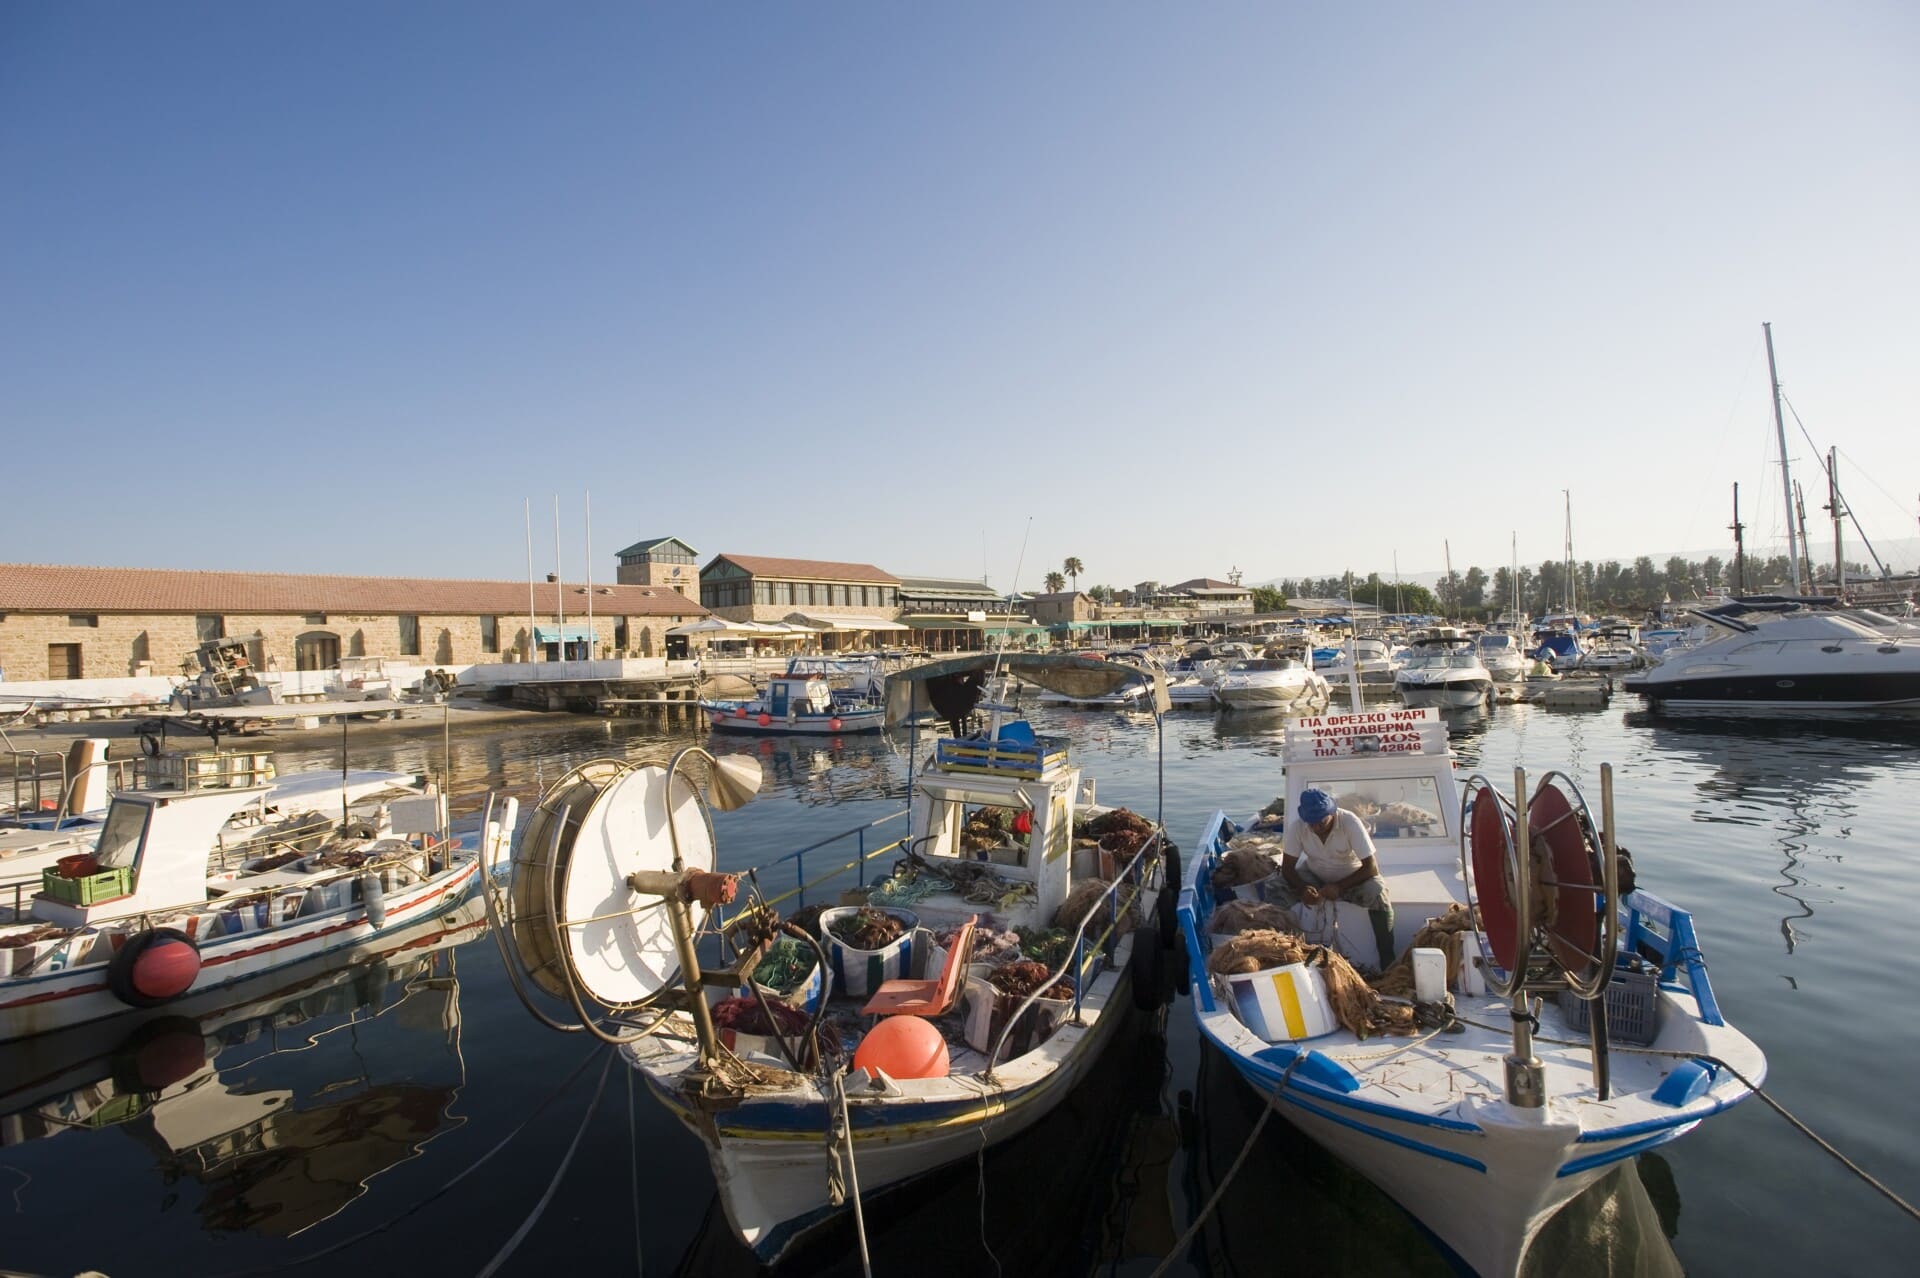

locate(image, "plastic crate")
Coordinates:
40 864 133 905
1557 963 1661 1045
933 735 1070 778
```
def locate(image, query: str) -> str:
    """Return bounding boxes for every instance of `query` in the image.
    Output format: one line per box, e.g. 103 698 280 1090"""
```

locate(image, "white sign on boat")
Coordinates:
1283 706 1445 761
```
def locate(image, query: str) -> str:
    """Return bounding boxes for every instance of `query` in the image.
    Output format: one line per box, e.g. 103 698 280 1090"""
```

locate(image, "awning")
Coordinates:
666 617 763 637
903 617 982 631
533 625 598 644
785 612 910 633
885 653 1169 724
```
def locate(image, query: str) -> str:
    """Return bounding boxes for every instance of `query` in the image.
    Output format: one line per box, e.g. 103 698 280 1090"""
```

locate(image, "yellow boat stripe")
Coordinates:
1273 971 1307 1039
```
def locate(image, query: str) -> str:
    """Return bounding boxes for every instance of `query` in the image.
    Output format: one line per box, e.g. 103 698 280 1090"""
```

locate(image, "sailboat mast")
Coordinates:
1764 322 1804 593
1829 446 1845 599
1443 540 1455 621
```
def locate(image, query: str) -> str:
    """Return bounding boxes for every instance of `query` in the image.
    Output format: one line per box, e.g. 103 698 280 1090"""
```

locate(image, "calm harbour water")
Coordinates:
4 699 1917 1276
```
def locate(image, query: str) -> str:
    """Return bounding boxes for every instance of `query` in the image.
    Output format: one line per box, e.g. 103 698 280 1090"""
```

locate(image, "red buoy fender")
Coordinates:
106 928 202 1008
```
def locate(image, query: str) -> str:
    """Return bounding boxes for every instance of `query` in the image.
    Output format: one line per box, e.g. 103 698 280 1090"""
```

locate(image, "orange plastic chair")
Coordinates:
861 915 976 1018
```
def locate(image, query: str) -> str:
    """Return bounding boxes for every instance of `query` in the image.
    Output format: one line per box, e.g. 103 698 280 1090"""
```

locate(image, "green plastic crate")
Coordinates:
41 864 133 905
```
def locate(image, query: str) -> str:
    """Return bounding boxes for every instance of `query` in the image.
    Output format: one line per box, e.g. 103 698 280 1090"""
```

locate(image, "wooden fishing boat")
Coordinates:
486 653 1180 1263
1178 706 1764 1275
0 748 500 1044
706 672 886 734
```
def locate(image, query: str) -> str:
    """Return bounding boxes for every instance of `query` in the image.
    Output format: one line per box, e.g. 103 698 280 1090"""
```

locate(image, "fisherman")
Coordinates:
1271 787 1396 970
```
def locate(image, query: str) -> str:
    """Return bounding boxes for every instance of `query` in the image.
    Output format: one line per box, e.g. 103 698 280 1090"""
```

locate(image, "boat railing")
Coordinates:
714 808 912 924
1175 810 1237 1015
984 824 1163 1077
1622 888 1723 1026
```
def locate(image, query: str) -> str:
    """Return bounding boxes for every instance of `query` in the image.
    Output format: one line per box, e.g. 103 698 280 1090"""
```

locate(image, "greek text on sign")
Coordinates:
1285 707 1445 760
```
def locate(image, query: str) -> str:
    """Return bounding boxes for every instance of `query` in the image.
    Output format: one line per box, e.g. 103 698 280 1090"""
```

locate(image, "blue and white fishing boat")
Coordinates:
488 653 1180 1263
1178 705 1765 1276
707 671 887 734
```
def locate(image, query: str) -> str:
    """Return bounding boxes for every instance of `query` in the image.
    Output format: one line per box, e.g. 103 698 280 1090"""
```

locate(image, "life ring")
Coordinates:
139 729 163 758
341 821 379 841
106 928 202 1008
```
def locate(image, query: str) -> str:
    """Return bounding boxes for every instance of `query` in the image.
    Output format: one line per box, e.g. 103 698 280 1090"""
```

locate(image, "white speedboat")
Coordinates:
1473 631 1529 683
0 749 494 1043
1622 597 1920 715
1321 636 1399 687
486 653 1180 1264
1213 657 1331 710
1180 707 1764 1275
1394 632 1494 709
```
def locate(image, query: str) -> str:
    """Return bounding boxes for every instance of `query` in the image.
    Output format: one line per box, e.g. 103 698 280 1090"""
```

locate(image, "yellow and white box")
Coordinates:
1221 962 1338 1042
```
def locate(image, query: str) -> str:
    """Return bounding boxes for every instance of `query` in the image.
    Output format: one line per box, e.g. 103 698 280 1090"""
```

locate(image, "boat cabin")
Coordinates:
909 729 1081 927
1275 708 1479 979
763 674 834 718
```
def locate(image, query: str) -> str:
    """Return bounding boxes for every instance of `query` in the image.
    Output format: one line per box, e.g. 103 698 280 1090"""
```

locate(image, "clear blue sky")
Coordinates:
5 2 1917 590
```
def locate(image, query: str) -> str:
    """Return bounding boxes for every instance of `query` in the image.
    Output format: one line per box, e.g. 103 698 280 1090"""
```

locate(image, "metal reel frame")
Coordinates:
1526 770 1621 1000
1459 773 1527 999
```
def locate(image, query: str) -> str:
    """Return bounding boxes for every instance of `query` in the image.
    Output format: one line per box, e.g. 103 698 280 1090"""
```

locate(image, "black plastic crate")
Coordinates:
1557 963 1661 1045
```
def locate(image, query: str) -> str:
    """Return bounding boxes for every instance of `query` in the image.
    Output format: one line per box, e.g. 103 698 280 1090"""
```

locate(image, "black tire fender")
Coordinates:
106 928 201 1009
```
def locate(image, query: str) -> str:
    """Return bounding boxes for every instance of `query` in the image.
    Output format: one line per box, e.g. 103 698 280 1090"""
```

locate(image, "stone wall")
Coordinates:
0 610 681 680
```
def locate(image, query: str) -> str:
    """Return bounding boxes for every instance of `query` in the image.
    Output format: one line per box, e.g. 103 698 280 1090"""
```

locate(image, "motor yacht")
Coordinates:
1394 632 1494 709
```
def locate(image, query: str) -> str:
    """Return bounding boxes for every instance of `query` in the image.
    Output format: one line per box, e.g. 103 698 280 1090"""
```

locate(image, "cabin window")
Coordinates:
480 615 499 652
931 801 1031 868
399 614 421 655
94 801 150 869
195 615 225 642
1314 777 1447 839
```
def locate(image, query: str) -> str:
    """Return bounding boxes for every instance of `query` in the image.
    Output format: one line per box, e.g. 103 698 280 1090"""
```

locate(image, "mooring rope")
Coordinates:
475 1050 615 1277
1453 1013 1920 1227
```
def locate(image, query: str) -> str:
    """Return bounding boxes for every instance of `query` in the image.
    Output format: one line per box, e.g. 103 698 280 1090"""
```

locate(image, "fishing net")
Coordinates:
1052 876 1139 936
1213 835 1282 890
1208 899 1301 937
1369 904 1477 999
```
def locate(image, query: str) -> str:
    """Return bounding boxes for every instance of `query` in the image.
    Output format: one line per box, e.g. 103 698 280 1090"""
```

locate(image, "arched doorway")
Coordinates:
295 631 341 671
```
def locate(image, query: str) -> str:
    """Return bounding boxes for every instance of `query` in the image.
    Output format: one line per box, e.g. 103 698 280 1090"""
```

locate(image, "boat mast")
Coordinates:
1562 491 1576 617
1764 322 1804 593
1793 482 1814 593
1443 539 1455 621
1828 445 1845 599
1730 483 1747 595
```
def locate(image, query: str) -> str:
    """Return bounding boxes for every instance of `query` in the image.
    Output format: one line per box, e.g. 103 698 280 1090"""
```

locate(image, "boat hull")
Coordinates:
1394 679 1491 709
707 706 886 734
0 861 478 1043
1624 669 1920 715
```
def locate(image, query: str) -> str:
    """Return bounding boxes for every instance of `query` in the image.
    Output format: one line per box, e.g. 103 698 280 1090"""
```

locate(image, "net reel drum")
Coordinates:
482 750 764 1057
1460 764 1623 1103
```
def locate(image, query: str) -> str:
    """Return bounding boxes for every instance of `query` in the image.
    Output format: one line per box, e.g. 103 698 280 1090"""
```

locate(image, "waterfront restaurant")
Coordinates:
0 562 706 680
698 553 908 653
894 575 1023 652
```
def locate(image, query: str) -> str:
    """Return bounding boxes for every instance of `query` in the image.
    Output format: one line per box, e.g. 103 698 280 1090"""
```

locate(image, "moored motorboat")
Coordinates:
1623 597 1920 715
1213 657 1331 710
485 653 1179 1263
1178 707 1764 1275
1393 631 1494 709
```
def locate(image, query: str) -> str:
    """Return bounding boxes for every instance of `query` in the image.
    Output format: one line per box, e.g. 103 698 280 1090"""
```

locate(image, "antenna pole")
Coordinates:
1765 322 1803 593
584 489 595 656
553 494 566 656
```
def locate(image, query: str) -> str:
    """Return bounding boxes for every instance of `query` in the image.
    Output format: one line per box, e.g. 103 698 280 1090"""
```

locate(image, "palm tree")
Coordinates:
1044 571 1066 593
1063 557 1084 592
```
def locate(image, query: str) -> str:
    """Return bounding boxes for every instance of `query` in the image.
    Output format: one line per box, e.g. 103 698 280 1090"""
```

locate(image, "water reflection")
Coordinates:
0 899 486 1236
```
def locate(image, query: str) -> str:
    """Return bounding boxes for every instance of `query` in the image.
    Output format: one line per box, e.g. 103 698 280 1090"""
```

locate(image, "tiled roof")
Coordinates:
0 563 706 617
1172 577 1245 591
705 554 899 585
1027 591 1089 602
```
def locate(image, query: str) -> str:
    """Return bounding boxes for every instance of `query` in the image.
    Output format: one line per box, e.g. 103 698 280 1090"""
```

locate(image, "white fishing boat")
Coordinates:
1179 707 1764 1276
707 672 886 734
1213 657 1331 710
1580 624 1647 672
0 748 496 1043
1393 632 1495 709
485 653 1179 1263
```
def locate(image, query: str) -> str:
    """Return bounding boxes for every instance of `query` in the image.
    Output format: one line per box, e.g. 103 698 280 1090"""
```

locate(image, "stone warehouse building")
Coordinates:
0 563 706 680
697 554 907 650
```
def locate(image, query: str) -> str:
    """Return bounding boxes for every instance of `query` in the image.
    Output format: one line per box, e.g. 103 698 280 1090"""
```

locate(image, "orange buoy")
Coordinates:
757 713 772 726
132 939 201 1001
852 1015 949 1079
830 718 843 731
735 705 748 718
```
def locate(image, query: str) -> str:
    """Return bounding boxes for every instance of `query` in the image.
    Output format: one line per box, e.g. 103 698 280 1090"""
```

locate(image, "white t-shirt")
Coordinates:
1283 808 1377 881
